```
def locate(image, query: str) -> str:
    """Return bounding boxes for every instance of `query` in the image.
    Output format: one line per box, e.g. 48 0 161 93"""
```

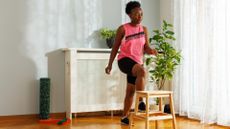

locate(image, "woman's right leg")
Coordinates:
122 82 135 117
122 64 146 121
132 64 146 91
131 64 146 111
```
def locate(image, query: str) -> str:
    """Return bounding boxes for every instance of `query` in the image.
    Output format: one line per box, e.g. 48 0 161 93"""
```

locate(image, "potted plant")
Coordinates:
99 28 116 48
146 20 181 90
145 20 182 112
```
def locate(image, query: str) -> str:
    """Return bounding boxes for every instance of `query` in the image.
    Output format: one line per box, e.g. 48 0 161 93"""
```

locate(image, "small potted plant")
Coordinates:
100 28 116 48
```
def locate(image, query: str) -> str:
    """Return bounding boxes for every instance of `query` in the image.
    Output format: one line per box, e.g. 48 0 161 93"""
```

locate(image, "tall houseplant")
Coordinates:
146 20 181 90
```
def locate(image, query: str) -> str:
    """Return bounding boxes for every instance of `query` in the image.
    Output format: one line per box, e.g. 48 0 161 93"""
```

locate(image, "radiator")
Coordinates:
62 48 126 119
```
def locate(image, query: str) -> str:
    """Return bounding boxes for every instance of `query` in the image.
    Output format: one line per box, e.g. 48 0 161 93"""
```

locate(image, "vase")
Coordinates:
106 37 115 48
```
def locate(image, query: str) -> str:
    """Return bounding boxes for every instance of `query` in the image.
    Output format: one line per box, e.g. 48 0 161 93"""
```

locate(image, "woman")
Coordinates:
105 1 157 125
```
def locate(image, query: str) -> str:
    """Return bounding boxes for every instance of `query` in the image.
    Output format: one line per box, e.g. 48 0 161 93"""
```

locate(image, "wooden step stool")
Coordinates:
129 91 177 129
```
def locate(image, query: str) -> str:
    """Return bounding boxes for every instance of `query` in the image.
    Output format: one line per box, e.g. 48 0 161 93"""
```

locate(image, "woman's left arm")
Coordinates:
143 26 157 55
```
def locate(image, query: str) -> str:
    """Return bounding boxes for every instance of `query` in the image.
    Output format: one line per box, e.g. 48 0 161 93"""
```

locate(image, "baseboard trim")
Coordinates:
0 113 66 120
73 110 123 117
0 110 124 120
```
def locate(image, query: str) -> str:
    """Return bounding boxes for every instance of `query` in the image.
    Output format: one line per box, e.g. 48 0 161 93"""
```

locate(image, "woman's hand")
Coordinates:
149 49 158 55
105 65 112 74
145 47 158 55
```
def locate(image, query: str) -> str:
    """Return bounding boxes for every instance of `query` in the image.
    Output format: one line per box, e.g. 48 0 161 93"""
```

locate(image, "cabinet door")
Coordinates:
71 52 126 113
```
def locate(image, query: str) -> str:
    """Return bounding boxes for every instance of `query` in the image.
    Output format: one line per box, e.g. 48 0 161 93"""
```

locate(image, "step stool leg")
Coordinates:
155 120 158 129
145 94 150 129
159 97 163 112
145 118 149 129
135 94 139 114
129 113 133 129
169 93 177 129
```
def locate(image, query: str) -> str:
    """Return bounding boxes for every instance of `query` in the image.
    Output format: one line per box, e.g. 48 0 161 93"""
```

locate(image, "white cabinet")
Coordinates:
62 48 126 119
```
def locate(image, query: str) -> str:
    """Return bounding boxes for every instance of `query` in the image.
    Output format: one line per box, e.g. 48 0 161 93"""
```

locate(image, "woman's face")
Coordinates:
129 7 143 24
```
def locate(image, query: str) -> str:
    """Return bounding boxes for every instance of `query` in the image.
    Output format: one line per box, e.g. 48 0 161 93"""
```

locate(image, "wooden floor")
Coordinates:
0 115 229 129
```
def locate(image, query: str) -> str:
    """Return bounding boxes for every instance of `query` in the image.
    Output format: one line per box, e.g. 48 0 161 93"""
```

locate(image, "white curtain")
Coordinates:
173 0 230 126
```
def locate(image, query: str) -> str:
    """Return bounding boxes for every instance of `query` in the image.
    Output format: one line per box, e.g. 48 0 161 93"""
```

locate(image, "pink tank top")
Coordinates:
118 23 146 64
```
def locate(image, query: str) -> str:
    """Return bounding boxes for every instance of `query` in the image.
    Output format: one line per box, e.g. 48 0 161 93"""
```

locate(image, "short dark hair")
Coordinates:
125 1 141 15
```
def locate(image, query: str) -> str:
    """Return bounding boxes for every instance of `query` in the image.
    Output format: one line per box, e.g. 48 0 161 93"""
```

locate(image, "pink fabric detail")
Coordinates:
118 23 146 64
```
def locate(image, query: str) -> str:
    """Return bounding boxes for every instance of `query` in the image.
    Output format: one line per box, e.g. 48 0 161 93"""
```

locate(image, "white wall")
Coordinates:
160 0 173 91
0 0 39 116
160 0 173 24
0 0 160 116
142 0 160 33
101 0 160 36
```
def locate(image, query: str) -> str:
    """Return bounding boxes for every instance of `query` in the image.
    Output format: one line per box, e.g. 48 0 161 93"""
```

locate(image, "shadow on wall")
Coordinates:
45 49 65 113
0 0 38 116
86 30 107 48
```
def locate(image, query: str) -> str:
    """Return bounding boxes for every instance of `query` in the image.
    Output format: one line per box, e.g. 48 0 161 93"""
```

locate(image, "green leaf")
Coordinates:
146 57 154 65
153 30 160 34
149 38 152 43
166 31 174 35
167 24 173 27
163 20 167 26
100 28 116 40
152 35 163 41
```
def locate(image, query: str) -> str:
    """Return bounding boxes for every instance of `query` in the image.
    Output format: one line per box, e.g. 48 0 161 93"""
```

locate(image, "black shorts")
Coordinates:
118 57 137 85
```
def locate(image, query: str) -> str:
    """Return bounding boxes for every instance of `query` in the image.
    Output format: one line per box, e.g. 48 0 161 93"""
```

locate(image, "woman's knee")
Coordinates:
136 67 146 77
132 65 146 77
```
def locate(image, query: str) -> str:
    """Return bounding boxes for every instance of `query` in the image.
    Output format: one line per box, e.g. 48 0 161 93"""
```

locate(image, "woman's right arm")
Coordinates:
105 25 125 74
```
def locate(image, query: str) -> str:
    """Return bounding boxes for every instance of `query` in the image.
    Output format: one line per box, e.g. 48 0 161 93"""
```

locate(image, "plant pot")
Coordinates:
106 37 115 48
164 104 171 113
